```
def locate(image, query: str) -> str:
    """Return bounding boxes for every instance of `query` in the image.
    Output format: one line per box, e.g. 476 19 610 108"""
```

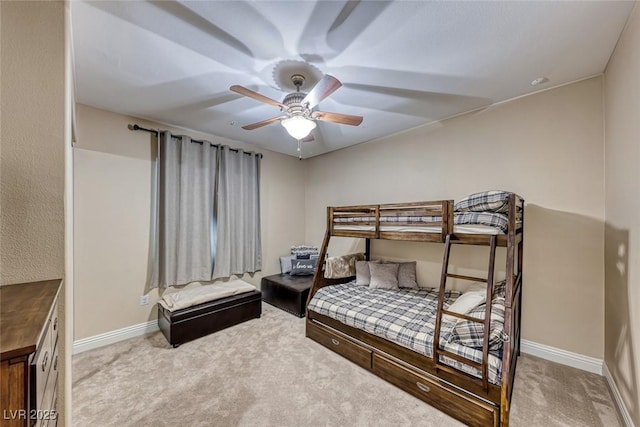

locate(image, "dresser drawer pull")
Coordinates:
331 338 340 346
53 317 58 331
42 351 49 372
416 382 431 393
53 355 58 371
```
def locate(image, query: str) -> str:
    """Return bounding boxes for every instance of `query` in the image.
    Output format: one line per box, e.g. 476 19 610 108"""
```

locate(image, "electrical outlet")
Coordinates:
139 295 150 306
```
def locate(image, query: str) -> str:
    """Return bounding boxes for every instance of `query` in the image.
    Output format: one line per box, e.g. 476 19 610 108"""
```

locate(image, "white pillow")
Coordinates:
463 282 487 293
443 282 487 323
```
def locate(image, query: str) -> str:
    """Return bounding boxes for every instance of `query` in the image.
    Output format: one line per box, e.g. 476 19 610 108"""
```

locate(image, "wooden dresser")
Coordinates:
1 280 61 427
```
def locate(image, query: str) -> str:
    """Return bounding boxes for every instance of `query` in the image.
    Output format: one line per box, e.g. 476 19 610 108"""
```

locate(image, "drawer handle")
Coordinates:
53 355 58 371
416 382 431 393
42 351 49 372
331 338 340 346
53 317 58 331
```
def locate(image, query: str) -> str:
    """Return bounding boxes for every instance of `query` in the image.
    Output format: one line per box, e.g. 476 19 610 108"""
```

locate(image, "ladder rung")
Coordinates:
445 273 487 282
441 310 485 324
435 350 483 371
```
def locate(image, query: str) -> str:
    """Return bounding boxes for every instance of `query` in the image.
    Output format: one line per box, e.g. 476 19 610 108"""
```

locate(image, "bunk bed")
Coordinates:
305 192 524 427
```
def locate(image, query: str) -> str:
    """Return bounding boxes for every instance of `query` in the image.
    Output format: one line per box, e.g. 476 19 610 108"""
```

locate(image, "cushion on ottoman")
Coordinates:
159 279 257 312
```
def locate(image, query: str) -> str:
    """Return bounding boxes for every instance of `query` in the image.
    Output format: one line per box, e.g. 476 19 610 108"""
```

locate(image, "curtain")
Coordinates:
150 132 218 289
212 145 262 279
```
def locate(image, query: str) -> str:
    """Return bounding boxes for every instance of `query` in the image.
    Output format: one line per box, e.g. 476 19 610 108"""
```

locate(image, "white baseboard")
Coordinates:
520 339 603 375
603 364 635 427
73 320 159 354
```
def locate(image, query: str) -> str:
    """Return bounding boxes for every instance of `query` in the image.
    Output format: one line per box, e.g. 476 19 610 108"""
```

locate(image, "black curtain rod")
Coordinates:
128 124 263 158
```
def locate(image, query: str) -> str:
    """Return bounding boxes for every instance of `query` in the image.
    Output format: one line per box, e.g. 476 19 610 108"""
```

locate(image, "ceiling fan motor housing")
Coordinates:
282 92 306 106
282 92 310 117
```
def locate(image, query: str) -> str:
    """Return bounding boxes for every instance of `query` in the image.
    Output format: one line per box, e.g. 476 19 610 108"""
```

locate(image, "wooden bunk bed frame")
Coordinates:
305 194 524 427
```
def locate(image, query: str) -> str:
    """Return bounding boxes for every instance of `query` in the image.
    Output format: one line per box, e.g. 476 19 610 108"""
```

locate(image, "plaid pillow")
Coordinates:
454 191 514 213
454 212 509 233
291 245 319 257
493 280 506 298
449 297 508 350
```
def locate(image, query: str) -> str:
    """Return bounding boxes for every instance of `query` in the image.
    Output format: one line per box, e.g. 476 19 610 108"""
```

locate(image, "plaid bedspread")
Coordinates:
308 283 503 385
455 212 509 233
333 212 511 233
333 215 440 223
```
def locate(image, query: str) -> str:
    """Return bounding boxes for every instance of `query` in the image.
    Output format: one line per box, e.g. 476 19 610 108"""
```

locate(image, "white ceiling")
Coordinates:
71 1 634 158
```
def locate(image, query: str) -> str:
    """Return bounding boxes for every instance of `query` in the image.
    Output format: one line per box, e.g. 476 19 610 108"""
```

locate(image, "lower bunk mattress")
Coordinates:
307 283 505 385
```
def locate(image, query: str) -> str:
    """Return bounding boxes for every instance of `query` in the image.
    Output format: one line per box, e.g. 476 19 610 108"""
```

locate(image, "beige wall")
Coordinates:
604 3 640 424
306 77 605 359
0 1 65 285
73 104 307 339
0 1 69 425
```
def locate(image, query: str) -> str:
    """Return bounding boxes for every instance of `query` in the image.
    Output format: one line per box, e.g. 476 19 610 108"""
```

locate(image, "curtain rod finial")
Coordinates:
127 124 139 131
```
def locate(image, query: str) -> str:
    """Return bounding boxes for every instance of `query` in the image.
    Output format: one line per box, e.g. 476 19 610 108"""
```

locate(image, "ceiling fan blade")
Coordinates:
241 116 286 130
302 74 342 108
313 111 363 126
230 85 286 109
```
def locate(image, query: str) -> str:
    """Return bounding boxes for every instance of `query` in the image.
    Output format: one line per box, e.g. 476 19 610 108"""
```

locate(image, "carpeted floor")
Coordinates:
73 303 620 427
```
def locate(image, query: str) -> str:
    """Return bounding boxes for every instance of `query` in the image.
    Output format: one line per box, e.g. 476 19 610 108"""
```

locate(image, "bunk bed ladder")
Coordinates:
433 234 498 391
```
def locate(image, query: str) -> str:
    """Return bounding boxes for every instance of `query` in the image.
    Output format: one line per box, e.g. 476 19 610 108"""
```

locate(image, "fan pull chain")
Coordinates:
297 139 302 160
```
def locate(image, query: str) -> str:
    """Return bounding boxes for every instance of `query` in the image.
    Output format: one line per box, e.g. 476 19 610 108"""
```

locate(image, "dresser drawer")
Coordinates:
30 321 53 411
49 388 58 427
307 321 372 369
49 299 59 350
373 354 498 427
40 341 58 414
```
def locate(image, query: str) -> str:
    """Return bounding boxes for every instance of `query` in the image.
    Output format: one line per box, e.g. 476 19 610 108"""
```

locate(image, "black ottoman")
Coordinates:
158 290 262 347
261 273 314 317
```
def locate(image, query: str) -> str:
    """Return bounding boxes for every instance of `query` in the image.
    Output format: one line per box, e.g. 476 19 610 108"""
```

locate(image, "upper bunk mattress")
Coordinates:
333 212 513 235
308 283 503 385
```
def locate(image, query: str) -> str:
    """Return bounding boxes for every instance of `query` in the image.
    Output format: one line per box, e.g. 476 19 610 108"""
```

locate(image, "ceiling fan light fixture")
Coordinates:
281 116 316 139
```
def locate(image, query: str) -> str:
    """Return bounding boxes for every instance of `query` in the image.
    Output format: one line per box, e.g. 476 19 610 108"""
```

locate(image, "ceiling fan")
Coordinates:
230 74 363 141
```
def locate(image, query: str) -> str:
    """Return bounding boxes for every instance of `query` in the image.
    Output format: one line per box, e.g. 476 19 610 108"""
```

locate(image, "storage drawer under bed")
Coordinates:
306 321 372 370
372 353 498 427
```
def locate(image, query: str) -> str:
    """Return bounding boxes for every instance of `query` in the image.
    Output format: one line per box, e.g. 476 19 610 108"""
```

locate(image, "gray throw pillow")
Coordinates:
380 260 418 289
397 261 418 289
368 263 399 290
280 255 295 274
290 258 317 276
355 260 381 285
